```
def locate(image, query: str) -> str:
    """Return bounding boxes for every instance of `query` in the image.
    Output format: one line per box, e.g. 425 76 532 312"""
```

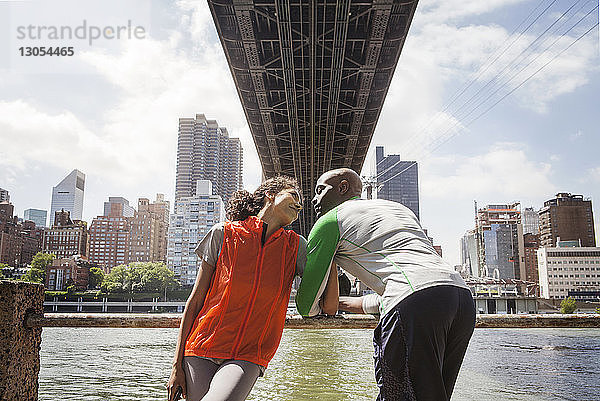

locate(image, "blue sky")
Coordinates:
1 0 598 265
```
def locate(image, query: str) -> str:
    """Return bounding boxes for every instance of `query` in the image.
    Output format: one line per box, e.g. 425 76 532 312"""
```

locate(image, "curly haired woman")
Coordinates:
167 176 338 401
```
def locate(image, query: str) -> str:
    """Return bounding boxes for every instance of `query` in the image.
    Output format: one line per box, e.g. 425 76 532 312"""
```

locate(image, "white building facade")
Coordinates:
167 180 225 286
50 169 85 226
538 245 600 301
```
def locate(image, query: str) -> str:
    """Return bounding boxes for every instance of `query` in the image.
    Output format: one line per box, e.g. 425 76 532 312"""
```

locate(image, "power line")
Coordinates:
408 2 598 159
398 0 561 155
371 2 597 189
448 0 591 125
424 15 599 157
464 20 599 130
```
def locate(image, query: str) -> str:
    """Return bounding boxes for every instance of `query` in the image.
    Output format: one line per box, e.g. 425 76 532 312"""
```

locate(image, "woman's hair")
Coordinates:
226 175 302 221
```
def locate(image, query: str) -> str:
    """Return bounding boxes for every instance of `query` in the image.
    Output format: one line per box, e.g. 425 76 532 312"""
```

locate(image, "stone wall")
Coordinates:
0 280 44 401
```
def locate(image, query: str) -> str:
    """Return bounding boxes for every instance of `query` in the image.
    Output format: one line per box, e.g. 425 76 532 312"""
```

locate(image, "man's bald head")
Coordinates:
312 168 363 218
319 168 363 195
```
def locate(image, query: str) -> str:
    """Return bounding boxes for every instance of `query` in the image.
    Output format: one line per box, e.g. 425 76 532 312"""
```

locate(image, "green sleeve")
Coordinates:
295 207 340 316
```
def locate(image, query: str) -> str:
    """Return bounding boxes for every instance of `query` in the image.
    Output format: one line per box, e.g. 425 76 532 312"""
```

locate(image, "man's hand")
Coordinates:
339 296 365 314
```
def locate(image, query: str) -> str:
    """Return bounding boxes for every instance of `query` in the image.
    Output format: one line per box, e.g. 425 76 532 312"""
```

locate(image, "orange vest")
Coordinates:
184 216 300 367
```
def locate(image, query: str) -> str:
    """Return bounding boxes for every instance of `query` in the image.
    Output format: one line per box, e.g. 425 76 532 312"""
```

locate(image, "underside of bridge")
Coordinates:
208 0 419 233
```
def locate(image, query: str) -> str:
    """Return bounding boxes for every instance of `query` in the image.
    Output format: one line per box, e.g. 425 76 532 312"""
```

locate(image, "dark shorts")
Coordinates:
373 285 476 401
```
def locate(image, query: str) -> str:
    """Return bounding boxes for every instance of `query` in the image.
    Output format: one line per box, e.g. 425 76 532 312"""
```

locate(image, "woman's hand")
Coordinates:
166 364 186 401
168 261 215 400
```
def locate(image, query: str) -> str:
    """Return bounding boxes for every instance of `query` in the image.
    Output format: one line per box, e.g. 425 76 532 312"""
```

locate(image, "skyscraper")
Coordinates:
539 193 595 247
49 169 85 227
175 114 243 204
521 207 539 235
0 188 9 203
474 203 523 280
167 180 225 286
460 230 478 277
24 208 48 228
375 146 419 219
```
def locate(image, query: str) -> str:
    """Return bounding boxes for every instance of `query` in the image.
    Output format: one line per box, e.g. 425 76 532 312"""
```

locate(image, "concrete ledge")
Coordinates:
476 314 600 328
25 313 600 329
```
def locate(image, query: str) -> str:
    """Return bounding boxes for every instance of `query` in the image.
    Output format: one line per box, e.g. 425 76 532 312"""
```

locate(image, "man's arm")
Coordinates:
320 261 339 315
295 208 340 316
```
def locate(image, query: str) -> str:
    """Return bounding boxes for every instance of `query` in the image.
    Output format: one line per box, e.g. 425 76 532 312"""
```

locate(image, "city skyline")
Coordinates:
1 0 598 265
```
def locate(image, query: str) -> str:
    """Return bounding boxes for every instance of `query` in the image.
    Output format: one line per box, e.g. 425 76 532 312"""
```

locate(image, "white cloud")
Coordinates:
513 34 598 113
176 0 214 45
76 2 262 191
586 166 600 182
419 0 527 24
0 100 120 175
374 2 600 155
416 142 557 265
371 22 508 158
549 154 561 162
0 1 262 200
421 142 556 203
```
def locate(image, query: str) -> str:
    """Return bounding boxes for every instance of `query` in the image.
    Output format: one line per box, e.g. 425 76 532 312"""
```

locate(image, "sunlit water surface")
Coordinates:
39 327 600 400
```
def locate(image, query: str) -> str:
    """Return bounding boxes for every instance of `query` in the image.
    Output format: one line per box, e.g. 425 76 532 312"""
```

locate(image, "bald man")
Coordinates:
296 168 475 401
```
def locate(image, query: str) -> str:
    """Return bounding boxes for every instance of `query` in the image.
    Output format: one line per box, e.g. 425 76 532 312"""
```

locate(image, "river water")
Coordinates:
39 328 600 400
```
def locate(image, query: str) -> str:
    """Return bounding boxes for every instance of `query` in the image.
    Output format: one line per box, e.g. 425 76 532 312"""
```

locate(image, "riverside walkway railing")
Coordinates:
2 281 600 401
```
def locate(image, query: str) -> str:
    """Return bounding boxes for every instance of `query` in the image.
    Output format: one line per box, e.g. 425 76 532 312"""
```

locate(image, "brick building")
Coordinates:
539 193 595 247
89 195 171 273
88 200 132 273
43 210 88 259
45 256 93 291
129 194 170 263
522 233 540 295
0 202 44 267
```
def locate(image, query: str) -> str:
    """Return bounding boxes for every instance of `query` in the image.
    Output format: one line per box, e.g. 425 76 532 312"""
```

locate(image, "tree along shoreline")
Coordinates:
3 252 190 300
